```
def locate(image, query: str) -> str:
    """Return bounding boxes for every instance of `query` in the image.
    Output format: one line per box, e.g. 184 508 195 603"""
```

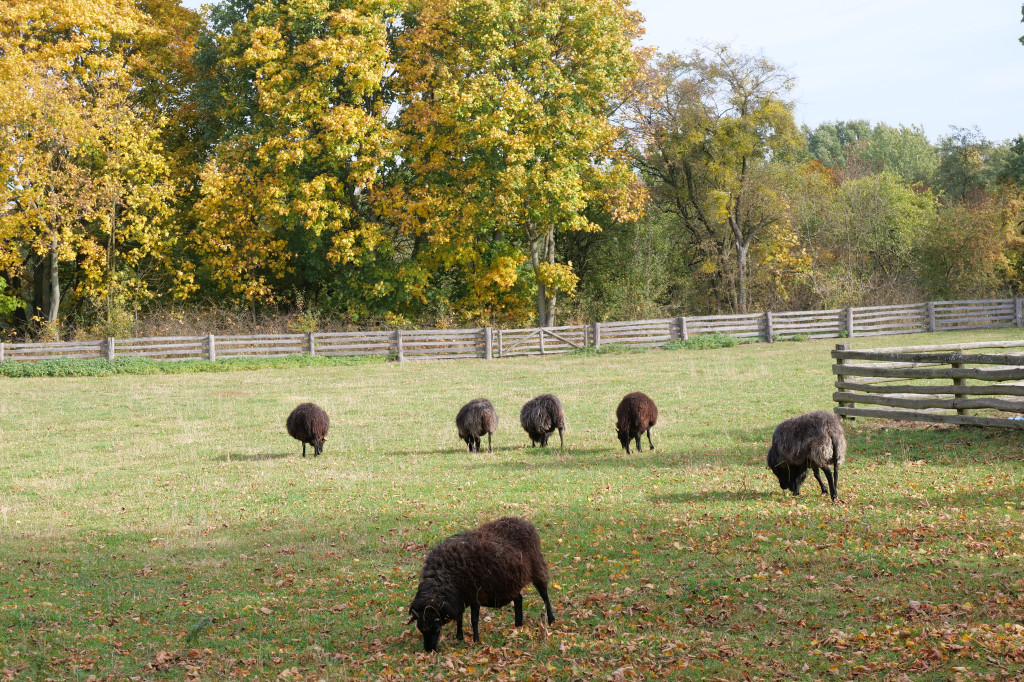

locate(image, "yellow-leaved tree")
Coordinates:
378 0 647 325
0 0 177 334
189 0 400 306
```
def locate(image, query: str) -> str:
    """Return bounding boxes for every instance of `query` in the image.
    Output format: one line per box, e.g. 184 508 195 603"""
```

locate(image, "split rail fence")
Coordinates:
1 297 1021 365
832 339 1024 430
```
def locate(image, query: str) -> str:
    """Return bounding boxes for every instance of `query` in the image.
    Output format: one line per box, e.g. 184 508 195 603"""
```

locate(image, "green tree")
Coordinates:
628 46 805 313
935 126 998 202
804 120 872 168
851 123 936 186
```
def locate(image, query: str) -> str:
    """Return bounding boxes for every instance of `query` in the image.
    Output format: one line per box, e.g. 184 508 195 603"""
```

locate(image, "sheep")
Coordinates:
407 516 556 652
615 392 658 454
286 402 329 458
519 394 565 447
767 410 846 501
456 398 498 453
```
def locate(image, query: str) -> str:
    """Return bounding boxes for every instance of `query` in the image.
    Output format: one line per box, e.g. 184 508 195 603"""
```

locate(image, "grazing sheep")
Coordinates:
407 517 556 652
286 402 329 458
519 394 565 448
616 392 658 454
456 398 498 453
767 410 846 501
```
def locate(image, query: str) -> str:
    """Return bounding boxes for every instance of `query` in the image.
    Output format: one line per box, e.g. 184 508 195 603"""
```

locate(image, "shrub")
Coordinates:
0 354 385 378
667 332 740 351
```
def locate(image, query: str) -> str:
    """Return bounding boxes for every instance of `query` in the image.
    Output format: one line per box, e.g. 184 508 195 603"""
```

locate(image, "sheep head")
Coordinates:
616 427 631 451
408 603 445 652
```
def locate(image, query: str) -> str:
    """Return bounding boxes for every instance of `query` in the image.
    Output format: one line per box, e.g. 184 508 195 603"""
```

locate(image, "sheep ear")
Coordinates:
408 608 419 623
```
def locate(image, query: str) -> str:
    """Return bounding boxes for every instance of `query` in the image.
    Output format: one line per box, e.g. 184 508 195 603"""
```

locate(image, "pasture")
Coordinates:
1 328 1023 680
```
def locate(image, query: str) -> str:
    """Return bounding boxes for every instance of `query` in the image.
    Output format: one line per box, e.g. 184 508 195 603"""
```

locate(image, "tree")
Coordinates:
188 0 399 306
628 46 804 313
935 126 996 203
850 123 936 186
917 193 1023 300
0 0 176 332
997 136 1024 188
804 120 872 168
377 0 646 326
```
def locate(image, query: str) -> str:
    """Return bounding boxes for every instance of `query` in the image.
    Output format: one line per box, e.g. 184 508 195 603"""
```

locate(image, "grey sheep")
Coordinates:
286 402 329 457
519 394 565 447
616 392 658 454
767 410 846 501
456 398 498 453
407 516 556 652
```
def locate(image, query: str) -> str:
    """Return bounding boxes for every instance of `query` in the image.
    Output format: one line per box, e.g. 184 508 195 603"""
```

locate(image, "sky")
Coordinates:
179 0 1024 142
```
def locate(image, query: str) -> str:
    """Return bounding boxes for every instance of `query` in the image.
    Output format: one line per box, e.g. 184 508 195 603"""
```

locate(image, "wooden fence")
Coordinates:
832 340 1024 430
1 296 1022 364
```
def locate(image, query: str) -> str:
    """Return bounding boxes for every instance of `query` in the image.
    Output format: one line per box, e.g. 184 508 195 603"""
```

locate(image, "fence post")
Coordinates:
593 322 601 350
484 327 493 360
496 329 503 358
538 328 546 355
677 316 688 341
395 329 404 363
845 307 854 338
1016 298 1023 327
106 337 115 361
764 311 774 343
952 360 968 416
835 343 853 420
308 332 316 357
207 333 216 362
927 301 936 333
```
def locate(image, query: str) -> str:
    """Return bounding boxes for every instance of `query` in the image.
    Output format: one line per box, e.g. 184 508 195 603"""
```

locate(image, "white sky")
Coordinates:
179 0 1024 142
632 0 1024 142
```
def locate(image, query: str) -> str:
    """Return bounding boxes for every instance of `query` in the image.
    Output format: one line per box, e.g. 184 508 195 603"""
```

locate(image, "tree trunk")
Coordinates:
48 235 60 324
543 227 556 327
735 241 749 314
530 237 546 325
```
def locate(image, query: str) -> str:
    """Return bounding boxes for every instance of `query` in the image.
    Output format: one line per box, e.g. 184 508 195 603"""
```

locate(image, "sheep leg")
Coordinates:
558 428 563 448
646 428 654 450
534 580 556 624
301 442 306 458
487 433 492 453
635 433 642 453
455 612 464 641
513 594 523 626
823 464 838 501
470 604 481 643
812 466 828 495
833 461 840 500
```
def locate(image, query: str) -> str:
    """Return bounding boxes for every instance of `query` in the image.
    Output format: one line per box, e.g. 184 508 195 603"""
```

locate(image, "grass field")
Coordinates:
2 328 1024 680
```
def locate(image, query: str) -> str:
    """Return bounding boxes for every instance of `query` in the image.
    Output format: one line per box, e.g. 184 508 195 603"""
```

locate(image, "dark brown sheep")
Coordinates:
616 392 658 454
456 398 498 453
519 394 565 447
767 410 846 501
286 402 329 458
407 517 556 652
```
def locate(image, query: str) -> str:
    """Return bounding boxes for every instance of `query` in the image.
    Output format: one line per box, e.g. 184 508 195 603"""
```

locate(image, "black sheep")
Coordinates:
767 410 846 501
616 392 658 454
456 398 498 453
407 517 556 652
286 402 329 457
519 394 565 447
